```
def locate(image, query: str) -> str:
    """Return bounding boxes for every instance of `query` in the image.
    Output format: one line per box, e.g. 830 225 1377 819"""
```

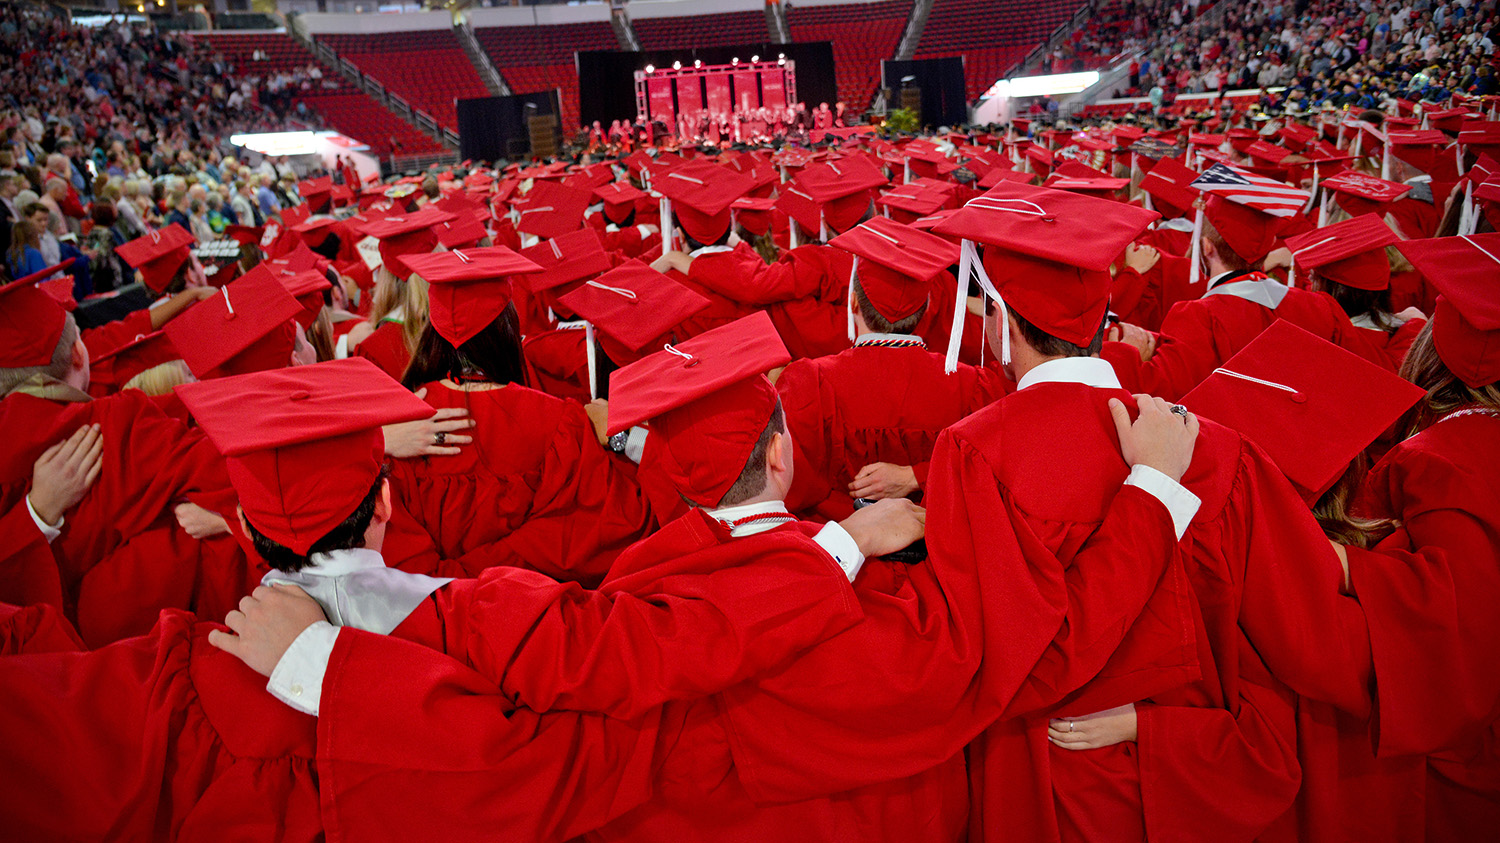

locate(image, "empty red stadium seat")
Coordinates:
787 1 910 113
315 30 490 131
474 21 618 130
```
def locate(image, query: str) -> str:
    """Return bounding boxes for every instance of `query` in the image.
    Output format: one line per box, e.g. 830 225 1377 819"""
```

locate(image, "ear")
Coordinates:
372 478 392 525
71 336 88 371
765 430 790 475
235 505 251 537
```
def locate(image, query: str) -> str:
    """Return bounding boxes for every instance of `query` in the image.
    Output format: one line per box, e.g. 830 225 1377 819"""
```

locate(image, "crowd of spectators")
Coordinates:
1046 0 1498 112
0 4 346 296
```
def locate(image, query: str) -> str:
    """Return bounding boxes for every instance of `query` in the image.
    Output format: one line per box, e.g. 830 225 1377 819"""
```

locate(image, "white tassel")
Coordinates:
1319 191 1333 228
659 197 673 253
846 256 859 342
1381 142 1392 181
585 322 598 401
819 211 829 243
1460 180 1477 236
945 242 971 374
1188 206 1204 288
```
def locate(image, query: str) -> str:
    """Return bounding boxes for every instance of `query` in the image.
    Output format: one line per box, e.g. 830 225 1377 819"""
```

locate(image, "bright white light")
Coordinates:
694 59 702 68
673 61 682 70
645 64 655 73
731 57 740 65
229 131 320 156
751 55 759 62
984 71 1101 100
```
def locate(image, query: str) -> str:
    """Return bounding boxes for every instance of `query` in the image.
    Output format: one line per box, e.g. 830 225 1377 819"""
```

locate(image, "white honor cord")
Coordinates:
1211 367 1299 395
846 255 859 341
585 322 598 400
1188 205 1204 288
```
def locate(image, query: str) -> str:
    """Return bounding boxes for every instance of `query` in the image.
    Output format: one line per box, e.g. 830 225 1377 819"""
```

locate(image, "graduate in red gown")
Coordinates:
0 358 870 842
776 217 1010 521
390 247 653 584
346 207 456 381
229 309 1204 842
0 279 256 647
1102 193 1394 400
1343 234 1500 843
1177 322 1431 843
1282 213 1427 371
928 181 1374 843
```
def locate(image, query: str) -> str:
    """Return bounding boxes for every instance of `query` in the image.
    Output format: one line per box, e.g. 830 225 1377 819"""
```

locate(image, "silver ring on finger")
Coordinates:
1068 720 1075 732
1169 404 1188 419
434 431 447 446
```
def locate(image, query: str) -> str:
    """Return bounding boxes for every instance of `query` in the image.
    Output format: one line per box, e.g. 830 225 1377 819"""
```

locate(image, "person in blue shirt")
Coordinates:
7 220 49 280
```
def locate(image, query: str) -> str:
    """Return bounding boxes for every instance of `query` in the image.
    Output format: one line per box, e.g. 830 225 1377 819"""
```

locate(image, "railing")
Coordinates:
387 150 461 176
895 0 932 61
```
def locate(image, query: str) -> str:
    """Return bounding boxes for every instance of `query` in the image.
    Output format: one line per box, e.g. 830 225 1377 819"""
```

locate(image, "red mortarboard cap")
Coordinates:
91 330 181 388
281 204 312 230
876 184 951 219
1138 157 1202 214
933 182 1158 348
176 358 433 555
402 246 542 346
330 185 354 208
1386 129 1452 175
1459 121 1500 157
655 161 755 245
1202 193 1280 263
0 279 68 368
1426 108 1475 134
298 177 333 212
1245 140 1293 165
434 214 489 250
607 311 791 507
555 259 711 351
1182 322 1426 503
794 156 889 234
730 196 776 236
1322 170 1412 217
1284 214 1397 291
224 224 264 248
265 243 326 275
977 167 1035 189
116 225 196 292
433 193 489 226
1043 174 1130 196
163 269 303 379
563 163 614 192
1278 122 1319 151
513 180 592 240
1395 234 1500 387
831 216 956 322
257 265 334 330
1189 132 1226 147
908 208 962 232
595 181 648 224
518 227 614 293
360 206 455 277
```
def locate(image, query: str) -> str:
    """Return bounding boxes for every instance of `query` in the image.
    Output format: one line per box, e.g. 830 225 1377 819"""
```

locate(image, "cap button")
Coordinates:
1041 215 1058 223
289 390 312 401
1290 391 1308 404
683 358 701 368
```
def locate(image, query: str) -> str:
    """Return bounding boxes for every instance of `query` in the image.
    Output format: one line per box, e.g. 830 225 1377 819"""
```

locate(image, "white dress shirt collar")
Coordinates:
705 500 794 536
1016 356 1122 392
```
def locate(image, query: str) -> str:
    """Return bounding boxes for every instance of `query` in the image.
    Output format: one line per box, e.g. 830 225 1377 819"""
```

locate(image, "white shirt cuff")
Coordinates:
813 521 866 582
25 494 62 543
1124 464 1200 540
334 332 350 360
623 426 648 464
267 621 339 716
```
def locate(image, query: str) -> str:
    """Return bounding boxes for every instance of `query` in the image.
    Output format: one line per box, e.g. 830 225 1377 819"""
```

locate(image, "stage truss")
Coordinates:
633 60 797 122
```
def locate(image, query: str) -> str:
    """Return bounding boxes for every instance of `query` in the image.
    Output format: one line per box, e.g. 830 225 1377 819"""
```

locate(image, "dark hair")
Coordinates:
853 276 927 335
714 399 787 508
1313 275 1397 331
999 303 1106 357
402 301 528 389
309 232 342 261
245 468 388 572
679 215 732 252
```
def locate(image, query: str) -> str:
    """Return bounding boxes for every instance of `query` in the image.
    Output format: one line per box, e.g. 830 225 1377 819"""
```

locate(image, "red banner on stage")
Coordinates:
761 73 786 110
649 77 676 120
705 74 732 115
677 75 705 113
733 71 760 111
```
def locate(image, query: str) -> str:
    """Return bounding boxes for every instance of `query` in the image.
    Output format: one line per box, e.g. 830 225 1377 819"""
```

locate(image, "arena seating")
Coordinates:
474 20 618 131
787 0 910 112
315 30 490 131
632 10 768 50
191 31 346 87
190 30 443 158
914 0 1089 100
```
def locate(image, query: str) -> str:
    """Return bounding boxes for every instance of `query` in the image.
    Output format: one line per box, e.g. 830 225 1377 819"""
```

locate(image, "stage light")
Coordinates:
778 53 785 59
751 55 760 63
673 61 682 70
778 57 786 65
732 57 740 65
645 64 655 73
694 59 702 68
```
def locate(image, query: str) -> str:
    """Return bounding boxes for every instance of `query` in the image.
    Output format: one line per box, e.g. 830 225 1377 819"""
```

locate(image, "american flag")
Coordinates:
1189 163 1310 218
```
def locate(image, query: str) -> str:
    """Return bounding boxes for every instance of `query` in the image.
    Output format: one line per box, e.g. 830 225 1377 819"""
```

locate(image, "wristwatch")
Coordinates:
607 431 630 454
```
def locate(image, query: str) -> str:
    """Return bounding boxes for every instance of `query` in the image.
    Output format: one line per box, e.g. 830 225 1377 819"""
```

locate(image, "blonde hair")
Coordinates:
368 265 430 355
123 360 194 395
1398 318 1500 435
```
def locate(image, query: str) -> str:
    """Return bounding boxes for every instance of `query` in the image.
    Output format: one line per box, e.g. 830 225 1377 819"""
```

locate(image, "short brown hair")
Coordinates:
714 400 787 508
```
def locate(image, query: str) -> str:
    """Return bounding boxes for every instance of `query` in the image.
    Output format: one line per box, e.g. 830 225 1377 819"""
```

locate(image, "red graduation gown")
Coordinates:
0 389 257 646
686 243 852 360
776 342 1010 520
352 320 411 382
1348 409 1500 842
388 381 653 585
932 382 1372 843
1104 283 1396 401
